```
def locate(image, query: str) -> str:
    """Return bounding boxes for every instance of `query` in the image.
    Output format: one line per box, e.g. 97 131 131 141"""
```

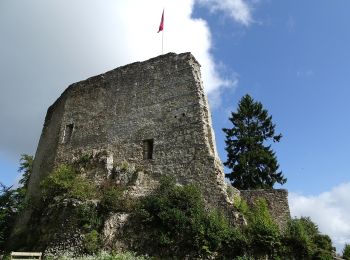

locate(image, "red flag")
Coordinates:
157 10 164 33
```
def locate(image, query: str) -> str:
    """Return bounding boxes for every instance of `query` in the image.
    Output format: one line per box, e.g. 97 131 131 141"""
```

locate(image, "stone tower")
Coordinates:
26 52 235 210
11 53 290 253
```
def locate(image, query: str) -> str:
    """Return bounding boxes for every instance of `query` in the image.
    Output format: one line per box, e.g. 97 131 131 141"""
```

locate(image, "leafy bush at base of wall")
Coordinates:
98 184 135 214
40 165 97 202
245 198 281 258
135 177 251 258
83 230 100 255
343 244 350 260
282 217 334 260
133 177 335 259
7 161 335 259
23 164 132 254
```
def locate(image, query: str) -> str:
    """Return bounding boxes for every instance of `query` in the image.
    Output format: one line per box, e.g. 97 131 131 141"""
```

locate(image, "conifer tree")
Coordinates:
223 94 286 189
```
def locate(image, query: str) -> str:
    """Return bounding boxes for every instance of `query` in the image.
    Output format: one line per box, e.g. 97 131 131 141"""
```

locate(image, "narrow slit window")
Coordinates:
143 139 154 160
63 123 74 143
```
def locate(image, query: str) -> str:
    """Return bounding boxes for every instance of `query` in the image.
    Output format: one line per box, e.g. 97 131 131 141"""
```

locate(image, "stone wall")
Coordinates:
25 52 237 213
240 189 291 229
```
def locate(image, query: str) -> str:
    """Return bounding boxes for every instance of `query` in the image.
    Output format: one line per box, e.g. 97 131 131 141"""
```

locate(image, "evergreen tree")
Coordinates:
0 154 33 251
223 94 286 189
0 183 16 250
18 154 33 191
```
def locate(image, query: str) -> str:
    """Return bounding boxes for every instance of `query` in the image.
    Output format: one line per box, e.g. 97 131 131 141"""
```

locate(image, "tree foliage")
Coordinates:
0 183 17 250
282 217 334 259
1 155 336 259
343 243 350 260
136 177 246 258
0 154 33 251
245 199 281 258
136 180 336 259
223 94 287 189
18 154 33 191
40 164 96 202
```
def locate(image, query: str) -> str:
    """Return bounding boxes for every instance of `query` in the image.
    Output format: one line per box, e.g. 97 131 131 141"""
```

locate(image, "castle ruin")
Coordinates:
14 52 290 253
27 52 234 208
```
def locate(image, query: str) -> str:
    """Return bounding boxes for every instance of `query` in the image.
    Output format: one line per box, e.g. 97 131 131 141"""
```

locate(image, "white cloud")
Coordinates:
196 0 253 26
289 182 350 252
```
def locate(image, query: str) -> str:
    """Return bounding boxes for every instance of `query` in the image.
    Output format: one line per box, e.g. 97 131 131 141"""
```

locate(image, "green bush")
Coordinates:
220 226 248 258
136 177 247 258
83 230 101 254
313 234 334 259
136 183 335 259
245 198 281 258
282 217 334 259
343 244 350 260
71 176 97 200
5 158 336 259
203 210 231 253
40 165 96 202
0 184 17 250
76 203 102 231
137 177 206 257
233 195 249 216
77 153 92 165
99 185 125 214
282 217 313 258
0 155 33 251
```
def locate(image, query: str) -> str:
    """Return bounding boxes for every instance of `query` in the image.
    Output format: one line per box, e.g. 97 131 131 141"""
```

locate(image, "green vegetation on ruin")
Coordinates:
0 153 338 259
0 141 340 260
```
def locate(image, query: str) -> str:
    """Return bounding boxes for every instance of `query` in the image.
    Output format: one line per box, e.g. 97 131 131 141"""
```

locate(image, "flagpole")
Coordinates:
162 8 164 54
158 9 164 55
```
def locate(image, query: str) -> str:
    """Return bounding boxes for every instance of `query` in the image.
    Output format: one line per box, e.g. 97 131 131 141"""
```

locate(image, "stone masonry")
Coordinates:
26 52 235 212
240 189 291 230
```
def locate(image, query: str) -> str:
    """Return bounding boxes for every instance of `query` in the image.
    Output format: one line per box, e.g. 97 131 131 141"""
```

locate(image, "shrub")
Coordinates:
282 217 313 258
343 244 350 260
203 210 231 253
71 176 97 200
40 165 76 199
40 165 96 202
138 178 206 257
233 195 249 216
282 217 334 259
313 234 334 260
245 198 281 258
1 155 33 251
136 177 248 258
99 185 125 214
221 226 248 258
0 184 17 251
76 203 102 231
83 230 101 254
77 153 92 165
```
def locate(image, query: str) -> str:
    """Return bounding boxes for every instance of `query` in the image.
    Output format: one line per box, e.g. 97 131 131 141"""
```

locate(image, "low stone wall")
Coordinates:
240 189 291 230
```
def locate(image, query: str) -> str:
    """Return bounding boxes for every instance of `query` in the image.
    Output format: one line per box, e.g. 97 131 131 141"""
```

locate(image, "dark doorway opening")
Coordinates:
143 139 154 160
64 123 74 143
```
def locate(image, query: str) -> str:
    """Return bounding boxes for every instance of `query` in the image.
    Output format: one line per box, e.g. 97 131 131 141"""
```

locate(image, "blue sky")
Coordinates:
0 0 349 252
195 1 350 195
